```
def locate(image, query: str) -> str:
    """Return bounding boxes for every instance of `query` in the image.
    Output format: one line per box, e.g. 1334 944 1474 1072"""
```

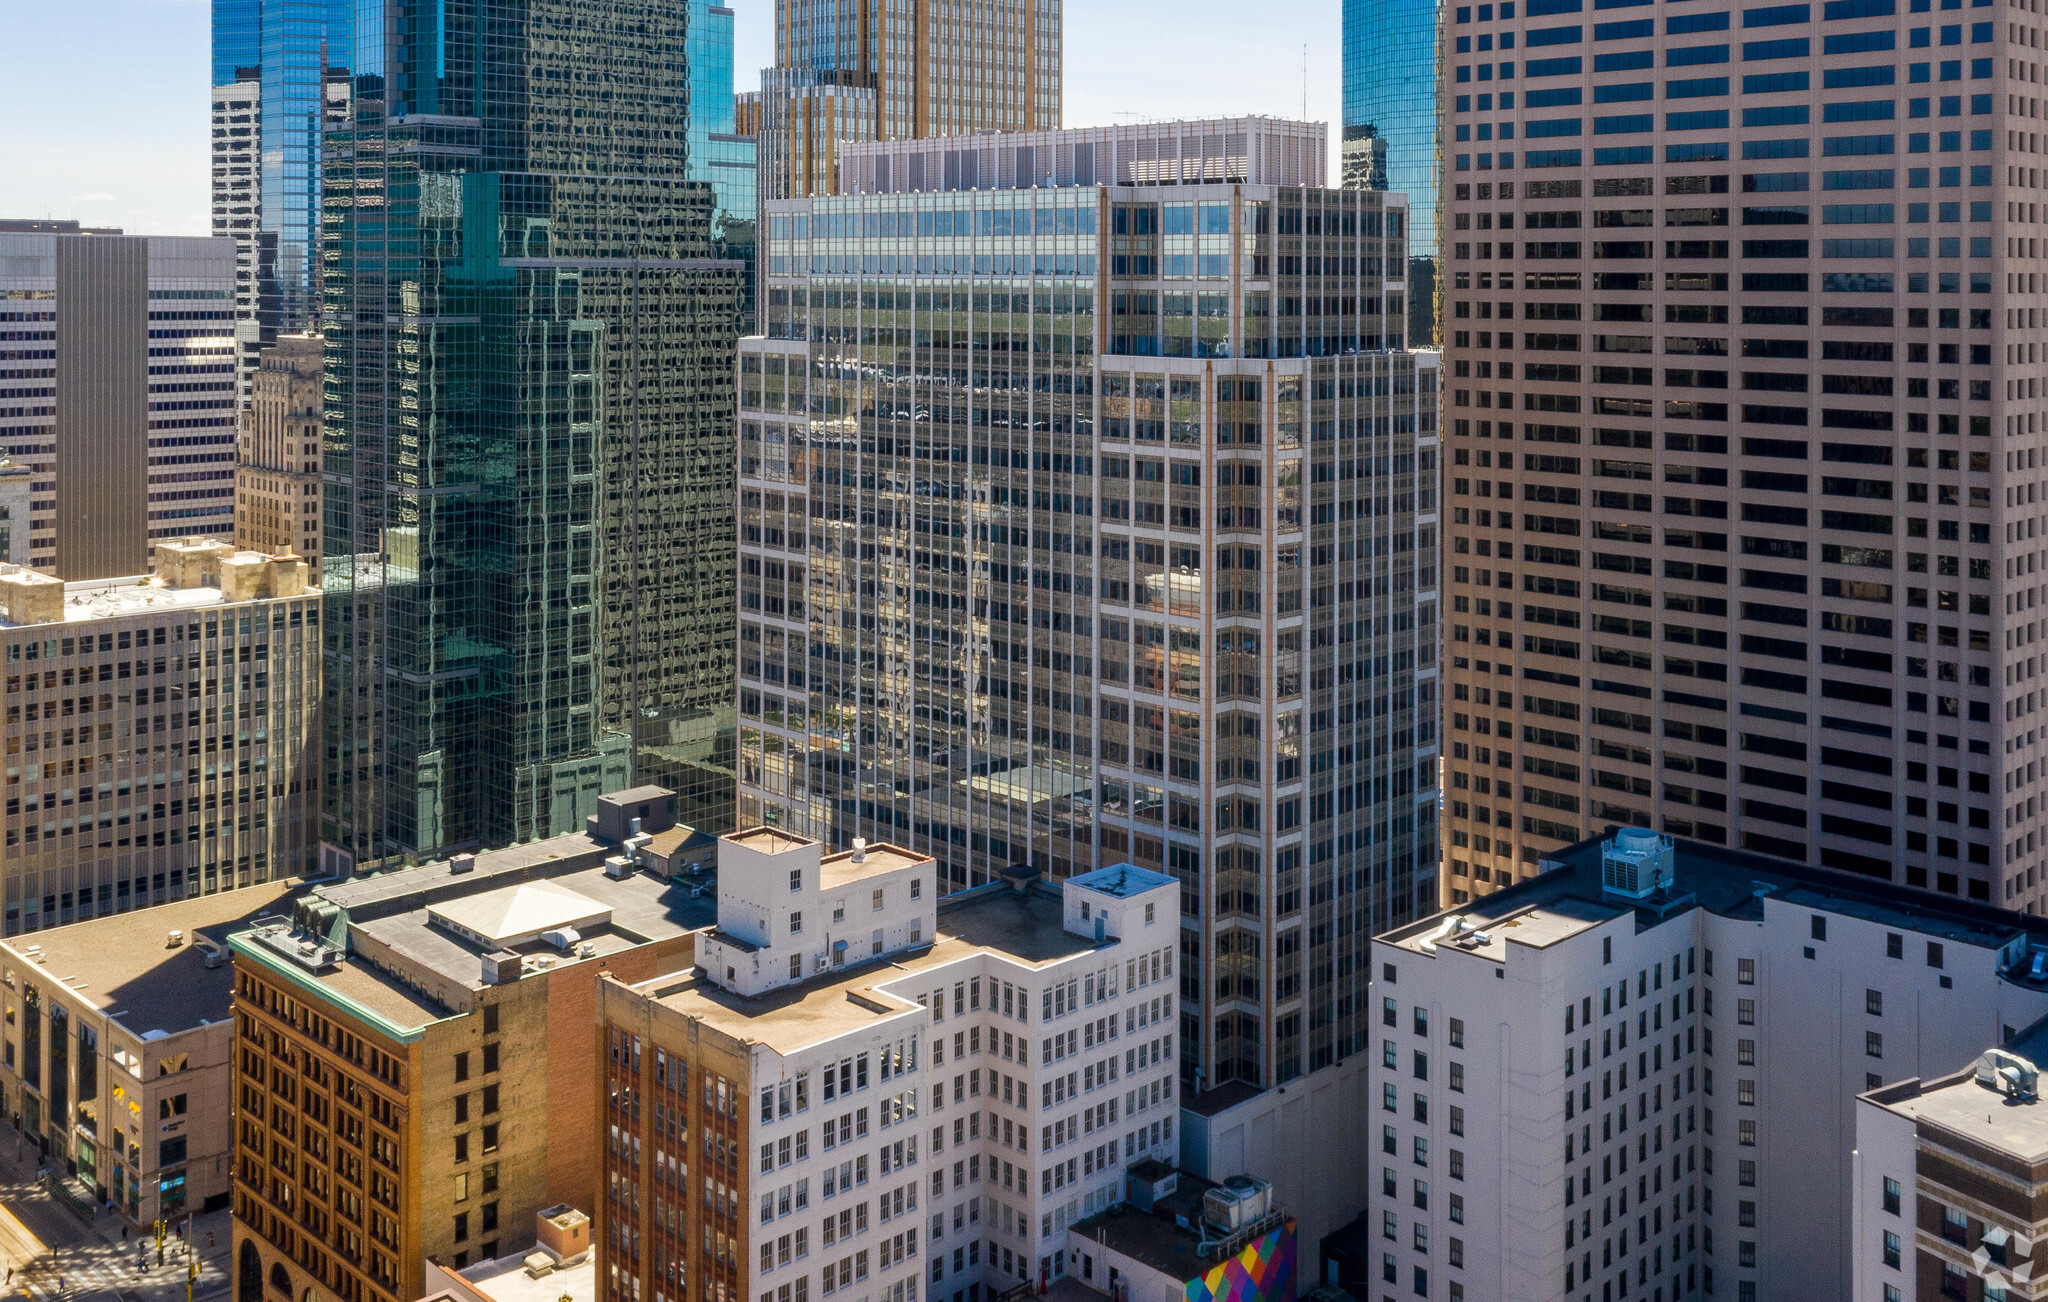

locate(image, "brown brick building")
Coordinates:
228 792 711 1302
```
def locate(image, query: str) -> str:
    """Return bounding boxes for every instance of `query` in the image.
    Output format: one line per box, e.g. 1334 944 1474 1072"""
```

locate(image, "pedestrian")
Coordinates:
206 1232 213 1250
121 1227 127 1242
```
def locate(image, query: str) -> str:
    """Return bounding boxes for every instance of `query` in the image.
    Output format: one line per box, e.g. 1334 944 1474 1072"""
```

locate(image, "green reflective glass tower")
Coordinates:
321 0 746 865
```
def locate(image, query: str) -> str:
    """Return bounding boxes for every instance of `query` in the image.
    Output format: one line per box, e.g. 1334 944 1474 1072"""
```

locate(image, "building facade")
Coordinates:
0 881 297 1225
1344 0 1442 344
594 828 1183 1302
0 538 318 935
236 334 321 568
320 0 745 865
756 0 1062 202
1854 1040 2048 1302
209 77 265 408
228 793 707 1302
689 0 760 321
738 119 1439 1102
0 228 238 576
1369 829 2048 1302
1437 0 2048 912
207 0 351 349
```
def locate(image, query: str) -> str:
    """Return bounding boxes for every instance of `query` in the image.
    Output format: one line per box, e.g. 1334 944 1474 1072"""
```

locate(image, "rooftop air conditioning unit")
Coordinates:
1601 828 1675 900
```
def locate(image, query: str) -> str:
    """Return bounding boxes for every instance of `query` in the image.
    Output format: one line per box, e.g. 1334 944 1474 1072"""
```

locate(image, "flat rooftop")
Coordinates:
0 576 238 627
820 841 928 890
236 829 718 1035
1070 1171 1238 1283
636 882 1098 1055
1868 1064 2048 1166
350 858 713 991
4 881 299 1035
451 1254 594 1302
1070 864 1176 900
1381 830 2048 964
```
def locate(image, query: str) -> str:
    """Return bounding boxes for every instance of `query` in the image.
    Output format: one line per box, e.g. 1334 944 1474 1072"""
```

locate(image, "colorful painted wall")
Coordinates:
1184 1221 1297 1302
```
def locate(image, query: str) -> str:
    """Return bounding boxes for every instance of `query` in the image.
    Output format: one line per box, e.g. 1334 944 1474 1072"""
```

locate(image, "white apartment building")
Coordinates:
209 77 262 410
1368 828 2048 1302
595 831 1183 1302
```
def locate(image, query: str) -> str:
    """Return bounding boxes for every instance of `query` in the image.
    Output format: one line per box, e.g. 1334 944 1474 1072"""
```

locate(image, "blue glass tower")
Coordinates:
688 0 759 322
211 0 260 85
208 0 350 340
1343 0 1438 340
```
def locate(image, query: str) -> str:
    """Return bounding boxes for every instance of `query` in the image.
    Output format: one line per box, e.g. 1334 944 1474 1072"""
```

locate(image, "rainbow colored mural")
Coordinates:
1184 1221 1297 1302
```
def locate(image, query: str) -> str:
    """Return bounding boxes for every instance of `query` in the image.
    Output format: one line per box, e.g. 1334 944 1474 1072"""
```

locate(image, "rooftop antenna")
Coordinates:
1302 44 1309 122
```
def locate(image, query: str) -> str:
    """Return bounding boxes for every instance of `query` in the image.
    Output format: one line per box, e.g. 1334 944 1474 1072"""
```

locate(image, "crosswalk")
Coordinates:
16 1244 220 1302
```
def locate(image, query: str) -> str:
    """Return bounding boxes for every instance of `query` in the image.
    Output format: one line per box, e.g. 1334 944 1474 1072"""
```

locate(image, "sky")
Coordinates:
0 0 1344 237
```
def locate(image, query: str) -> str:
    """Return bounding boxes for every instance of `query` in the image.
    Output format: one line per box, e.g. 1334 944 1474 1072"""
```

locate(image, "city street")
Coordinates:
0 1133 231 1302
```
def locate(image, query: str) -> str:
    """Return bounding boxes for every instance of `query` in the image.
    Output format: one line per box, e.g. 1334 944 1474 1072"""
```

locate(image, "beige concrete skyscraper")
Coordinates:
1438 0 2048 911
758 0 1062 200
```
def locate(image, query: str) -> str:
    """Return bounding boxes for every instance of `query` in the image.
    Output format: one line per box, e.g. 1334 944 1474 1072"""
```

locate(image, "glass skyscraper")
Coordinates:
210 0 259 86
320 0 745 864
1343 0 1440 341
209 0 350 406
687 0 759 324
758 0 1063 202
739 119 1441 1093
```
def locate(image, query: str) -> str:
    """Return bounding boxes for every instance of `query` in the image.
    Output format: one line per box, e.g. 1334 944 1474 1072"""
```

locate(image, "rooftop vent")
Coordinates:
449 852 477 875
851 837 868 863
166 930 184 948
250 924 344 974
1601 828 1675 900
1001 862 1041 895
1978 1048 2040 1101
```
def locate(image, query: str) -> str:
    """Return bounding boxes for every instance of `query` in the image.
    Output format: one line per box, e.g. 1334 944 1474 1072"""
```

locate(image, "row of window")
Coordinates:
1455 54 1996 80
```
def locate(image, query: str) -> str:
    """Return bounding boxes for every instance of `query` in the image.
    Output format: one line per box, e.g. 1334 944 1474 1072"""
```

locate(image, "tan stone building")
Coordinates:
235 335 321 569
228 790 712 1302
0 880 296 1226
0 537 318 935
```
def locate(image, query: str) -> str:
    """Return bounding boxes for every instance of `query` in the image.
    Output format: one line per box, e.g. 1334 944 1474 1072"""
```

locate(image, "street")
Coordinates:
0 1135 232 1302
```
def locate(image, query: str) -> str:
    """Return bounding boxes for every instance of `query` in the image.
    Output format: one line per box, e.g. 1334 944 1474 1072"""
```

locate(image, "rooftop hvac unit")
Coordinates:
1202 1175 1272 1234
604 855 634 880
1601 828 1675 900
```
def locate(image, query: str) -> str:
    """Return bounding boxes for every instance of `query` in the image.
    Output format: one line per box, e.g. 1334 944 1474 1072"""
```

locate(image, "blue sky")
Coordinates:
0 0 1342 236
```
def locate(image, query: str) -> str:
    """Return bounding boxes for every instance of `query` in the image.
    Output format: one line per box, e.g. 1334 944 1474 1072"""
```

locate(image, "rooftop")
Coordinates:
1866 1059 2048 1166
1382 828 2048 963
427 880 614 950
3 881 299 1036
425 1244 595 1302
832 117 1331 194
348 858 712 993
1069 1170 1248 1283
820 841 928 890
1070 864 1177 900
0 539 309 628
235 824 718 1034
635 881 1100 1054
